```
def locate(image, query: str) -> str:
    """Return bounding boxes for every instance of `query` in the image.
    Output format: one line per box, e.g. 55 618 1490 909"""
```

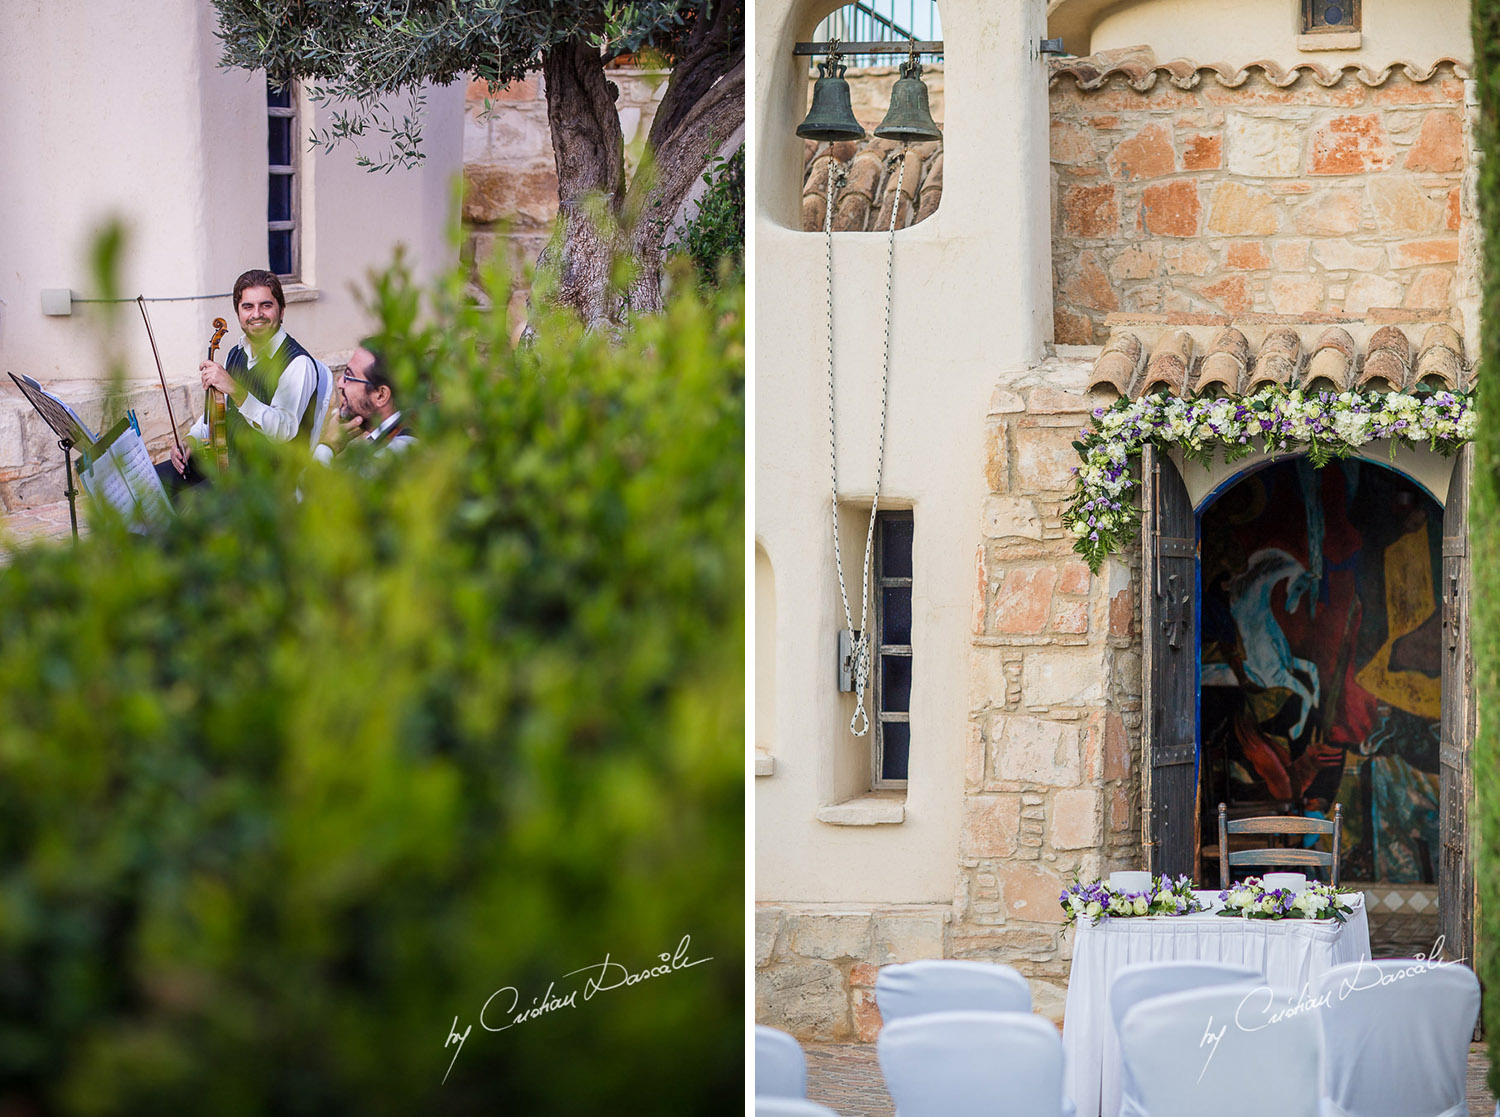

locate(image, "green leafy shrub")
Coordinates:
672 144 745 289
0 253 744 1114
1477 0 1500 1093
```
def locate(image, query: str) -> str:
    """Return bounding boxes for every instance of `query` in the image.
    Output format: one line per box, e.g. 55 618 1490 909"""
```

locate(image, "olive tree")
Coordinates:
211 0 744 327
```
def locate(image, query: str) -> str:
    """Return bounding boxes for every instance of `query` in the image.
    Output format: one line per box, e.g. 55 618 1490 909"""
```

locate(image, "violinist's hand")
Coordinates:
169 441 189 477
200 360 240 402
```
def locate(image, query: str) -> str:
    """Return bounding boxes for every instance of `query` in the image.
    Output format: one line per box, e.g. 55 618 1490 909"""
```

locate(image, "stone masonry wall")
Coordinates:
754 360 1143 1042
959 359 1144 1019
1051 63 1468 344
462 68 669 315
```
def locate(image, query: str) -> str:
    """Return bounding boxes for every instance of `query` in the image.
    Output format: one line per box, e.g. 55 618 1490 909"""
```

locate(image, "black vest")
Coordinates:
221 334 318 446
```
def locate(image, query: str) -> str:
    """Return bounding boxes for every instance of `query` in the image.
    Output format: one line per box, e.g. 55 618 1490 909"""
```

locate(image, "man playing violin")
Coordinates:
157 269 322 490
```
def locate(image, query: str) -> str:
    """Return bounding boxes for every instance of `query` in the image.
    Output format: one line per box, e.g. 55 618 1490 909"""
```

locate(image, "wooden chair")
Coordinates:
1217 802 1341 888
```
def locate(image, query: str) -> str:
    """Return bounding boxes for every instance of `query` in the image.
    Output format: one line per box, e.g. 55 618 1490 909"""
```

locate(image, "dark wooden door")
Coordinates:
1439 446 1473 964
1142 448 1198 879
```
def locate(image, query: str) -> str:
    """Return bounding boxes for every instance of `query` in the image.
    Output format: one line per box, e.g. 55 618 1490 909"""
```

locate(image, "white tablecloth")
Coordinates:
1061 891 1370 1117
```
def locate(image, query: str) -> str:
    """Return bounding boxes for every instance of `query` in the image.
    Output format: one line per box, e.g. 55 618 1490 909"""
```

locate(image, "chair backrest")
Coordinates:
754 1025 808 1099
1218 801 1342 887
1313 959 1480 1117
1120 984 1320 1117
754 1098 839 1117
874 959 1031 1023
307 358 334 450
1109 961 1263 1117
877 1010 1066 1117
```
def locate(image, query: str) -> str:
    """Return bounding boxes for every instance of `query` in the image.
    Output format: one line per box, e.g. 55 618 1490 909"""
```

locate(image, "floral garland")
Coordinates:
1064 386 1477 572
1217 877 1356 924
1060 874 1206 926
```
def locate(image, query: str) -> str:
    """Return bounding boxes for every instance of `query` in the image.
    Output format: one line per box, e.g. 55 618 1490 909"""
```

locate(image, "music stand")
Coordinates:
7 372 99 539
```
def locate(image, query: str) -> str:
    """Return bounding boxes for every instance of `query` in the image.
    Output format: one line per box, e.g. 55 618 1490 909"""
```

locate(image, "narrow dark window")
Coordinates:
1302 0 1360 33
267 80 299 279
874 510 913 787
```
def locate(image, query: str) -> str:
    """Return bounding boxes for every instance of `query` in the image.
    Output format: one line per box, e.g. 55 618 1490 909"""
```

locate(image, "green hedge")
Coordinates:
1476 0 1500 1092
0 255 744 1114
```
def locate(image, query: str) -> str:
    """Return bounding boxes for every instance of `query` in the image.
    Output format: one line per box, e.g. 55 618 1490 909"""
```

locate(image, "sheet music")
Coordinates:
7 372 98 445
79 427 171 532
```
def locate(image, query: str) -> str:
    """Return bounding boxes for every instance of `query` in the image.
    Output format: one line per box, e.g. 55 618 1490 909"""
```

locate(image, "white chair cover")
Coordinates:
755 1024 808 1099
755 1098 840 1116
875 959 1031 1022
877 1010 1068 1117
1312 959 1480 1117
307 358 334 450
1108 960 1262 1117
1120 984 1320 1117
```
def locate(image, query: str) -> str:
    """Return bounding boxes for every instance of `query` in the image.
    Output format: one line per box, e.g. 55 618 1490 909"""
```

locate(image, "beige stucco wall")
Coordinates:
756 0 1053 904
1075 0 1468 68
0 0 461 508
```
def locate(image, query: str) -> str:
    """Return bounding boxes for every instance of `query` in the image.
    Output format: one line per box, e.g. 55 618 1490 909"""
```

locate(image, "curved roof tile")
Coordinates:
1086 319 1469 401
1048 55 1468 92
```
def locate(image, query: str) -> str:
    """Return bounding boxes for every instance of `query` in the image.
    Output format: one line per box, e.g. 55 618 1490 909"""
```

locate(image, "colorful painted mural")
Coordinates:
1200 458 1442 883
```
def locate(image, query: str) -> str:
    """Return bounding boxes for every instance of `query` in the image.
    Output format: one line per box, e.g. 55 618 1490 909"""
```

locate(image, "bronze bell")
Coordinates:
874 55 942 144
797 46 865 142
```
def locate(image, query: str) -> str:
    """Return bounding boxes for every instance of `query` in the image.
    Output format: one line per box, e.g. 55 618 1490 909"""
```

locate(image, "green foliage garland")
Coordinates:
1065 385 1476 572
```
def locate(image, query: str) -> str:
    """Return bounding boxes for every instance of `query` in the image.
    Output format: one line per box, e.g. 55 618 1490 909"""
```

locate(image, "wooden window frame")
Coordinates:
872 510 913 789
1301 0 1361 34
268 79 300 281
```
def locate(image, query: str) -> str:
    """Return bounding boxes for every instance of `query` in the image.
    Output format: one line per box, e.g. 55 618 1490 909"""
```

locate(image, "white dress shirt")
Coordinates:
190 327 318 444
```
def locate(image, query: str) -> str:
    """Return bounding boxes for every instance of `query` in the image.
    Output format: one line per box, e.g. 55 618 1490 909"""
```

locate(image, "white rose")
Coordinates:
1086 901 1103 919
1133 897 1149 916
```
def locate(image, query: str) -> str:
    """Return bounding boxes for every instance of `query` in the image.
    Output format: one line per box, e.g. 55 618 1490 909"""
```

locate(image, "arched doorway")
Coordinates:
1141 446 1472 962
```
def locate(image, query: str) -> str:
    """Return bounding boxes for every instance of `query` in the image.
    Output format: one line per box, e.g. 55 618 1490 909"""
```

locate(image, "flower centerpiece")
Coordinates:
1060 874 1207 926
1217 877 1356 924
1064 386 1476 572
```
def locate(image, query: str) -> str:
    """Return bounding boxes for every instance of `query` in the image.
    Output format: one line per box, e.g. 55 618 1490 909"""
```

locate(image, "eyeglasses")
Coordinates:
340 371 373 385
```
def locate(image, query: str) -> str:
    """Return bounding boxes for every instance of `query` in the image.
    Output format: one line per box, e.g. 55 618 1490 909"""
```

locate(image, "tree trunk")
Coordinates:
536 8 744 326
538 38 628 329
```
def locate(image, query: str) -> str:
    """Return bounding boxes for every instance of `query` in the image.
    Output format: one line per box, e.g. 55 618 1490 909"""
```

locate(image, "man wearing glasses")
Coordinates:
314 340 414 464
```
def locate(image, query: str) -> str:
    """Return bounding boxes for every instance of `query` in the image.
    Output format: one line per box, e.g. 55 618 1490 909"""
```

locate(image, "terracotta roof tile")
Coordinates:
1304 328 1357 393
802 139 944 232
1090 331 1145 398
1358 325 1412 391
1049 55 1468 92
1414 324 1463 390
1141 330 1194 395
1196 327 1249 396
1084 318 1471 398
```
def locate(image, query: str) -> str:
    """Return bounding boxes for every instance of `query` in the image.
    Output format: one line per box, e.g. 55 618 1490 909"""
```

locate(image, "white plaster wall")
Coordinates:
1082 0 1470 69
756 0 1053 902
0 0 461 432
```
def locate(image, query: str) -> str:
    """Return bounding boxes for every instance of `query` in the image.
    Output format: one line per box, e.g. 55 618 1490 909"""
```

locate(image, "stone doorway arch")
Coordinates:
1140 444 1472 962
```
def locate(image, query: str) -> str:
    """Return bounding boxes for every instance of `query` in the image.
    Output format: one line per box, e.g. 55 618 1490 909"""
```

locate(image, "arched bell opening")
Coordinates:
1142 447 1472 961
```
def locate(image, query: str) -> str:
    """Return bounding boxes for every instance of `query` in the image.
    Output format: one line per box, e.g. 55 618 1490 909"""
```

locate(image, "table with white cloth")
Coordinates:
1061 891 1370 1117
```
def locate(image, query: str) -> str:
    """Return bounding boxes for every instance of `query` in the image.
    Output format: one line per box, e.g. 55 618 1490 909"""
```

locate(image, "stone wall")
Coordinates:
753 361 1142 1041
754 904 952 1042
1050 60 1469 344
958 361 1143 1019
462 68 669 312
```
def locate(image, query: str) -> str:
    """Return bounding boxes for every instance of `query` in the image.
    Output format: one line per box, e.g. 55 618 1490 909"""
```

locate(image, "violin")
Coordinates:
205 317 229 474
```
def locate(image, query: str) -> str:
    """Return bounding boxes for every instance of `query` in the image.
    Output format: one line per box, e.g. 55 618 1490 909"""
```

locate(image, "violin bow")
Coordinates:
136 296 184 459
